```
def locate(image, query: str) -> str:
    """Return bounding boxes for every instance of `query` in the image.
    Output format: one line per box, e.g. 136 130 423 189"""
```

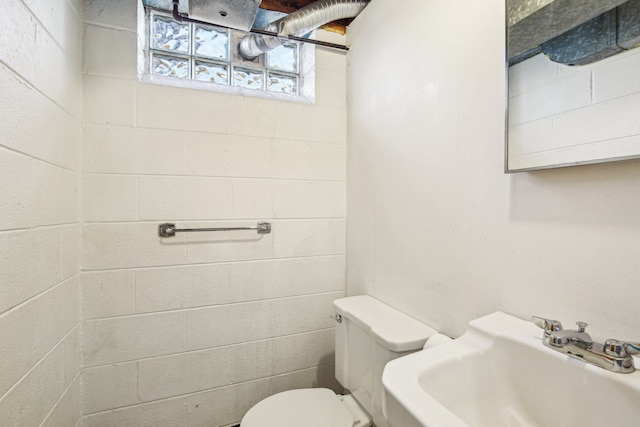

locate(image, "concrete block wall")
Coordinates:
0 0 83 425
508 48 640 169
81 0 347 425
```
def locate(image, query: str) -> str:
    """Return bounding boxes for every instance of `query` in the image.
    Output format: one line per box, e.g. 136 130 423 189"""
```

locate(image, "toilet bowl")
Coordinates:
240 295 437 427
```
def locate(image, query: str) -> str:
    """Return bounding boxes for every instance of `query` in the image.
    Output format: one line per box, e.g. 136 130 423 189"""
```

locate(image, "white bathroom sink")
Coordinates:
382 312 640 427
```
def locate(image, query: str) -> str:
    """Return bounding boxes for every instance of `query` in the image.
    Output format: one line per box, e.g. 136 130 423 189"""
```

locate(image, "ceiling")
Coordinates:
143 0 354 34
259 0 353 33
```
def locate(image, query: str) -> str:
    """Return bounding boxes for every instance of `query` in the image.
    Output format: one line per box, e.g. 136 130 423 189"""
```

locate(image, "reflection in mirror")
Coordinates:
506 0 640 172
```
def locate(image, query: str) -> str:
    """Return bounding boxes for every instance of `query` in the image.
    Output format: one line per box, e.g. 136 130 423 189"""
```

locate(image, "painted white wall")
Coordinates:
509 48 640 170
80 0 347 425
347 0 640 341
0 0 83 425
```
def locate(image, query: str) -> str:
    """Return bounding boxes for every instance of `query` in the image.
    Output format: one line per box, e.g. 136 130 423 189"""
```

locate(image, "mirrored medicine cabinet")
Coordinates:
506 0 640 172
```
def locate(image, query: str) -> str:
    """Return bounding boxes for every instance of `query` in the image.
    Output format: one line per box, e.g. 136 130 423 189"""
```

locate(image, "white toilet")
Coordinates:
240 295 437 427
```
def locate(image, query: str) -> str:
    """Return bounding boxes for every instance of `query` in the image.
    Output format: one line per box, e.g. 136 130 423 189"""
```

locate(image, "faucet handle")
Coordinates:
604 339 640 358
532 316 563 335
575 321 588 332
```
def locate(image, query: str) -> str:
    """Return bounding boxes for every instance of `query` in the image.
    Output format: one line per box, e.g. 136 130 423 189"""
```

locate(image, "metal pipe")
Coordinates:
171 0 349 52
240 0 369 59
172 0 184 22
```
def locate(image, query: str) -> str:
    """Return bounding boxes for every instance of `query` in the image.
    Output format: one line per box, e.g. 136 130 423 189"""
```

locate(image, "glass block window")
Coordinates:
232 67 264 90
268 43 298 73
141 9 311 101
194 25 229 60
267 72 297 94
152 53 190 79
194 61 228 84
152 16 190 53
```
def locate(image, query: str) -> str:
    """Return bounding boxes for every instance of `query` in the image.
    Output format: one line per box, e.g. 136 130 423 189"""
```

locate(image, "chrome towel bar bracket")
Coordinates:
158 222 272 237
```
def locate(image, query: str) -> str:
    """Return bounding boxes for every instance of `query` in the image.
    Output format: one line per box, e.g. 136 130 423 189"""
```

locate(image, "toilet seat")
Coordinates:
240 388 354 427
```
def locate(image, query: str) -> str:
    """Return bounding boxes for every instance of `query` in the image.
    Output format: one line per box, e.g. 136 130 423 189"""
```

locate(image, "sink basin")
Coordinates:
382 312 640 427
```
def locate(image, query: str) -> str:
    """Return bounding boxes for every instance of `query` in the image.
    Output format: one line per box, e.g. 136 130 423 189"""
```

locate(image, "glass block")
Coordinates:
268 43 298 73
152 54 190 79
232 67 264 90
194 25 229 60
267 72 298 95
194 61 229 84
152 15 190 53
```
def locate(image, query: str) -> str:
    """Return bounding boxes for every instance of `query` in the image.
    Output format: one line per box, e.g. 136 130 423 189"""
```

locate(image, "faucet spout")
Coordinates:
548 321 592 348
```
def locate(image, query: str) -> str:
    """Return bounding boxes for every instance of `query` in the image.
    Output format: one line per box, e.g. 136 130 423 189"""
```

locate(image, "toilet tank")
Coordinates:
333 296 436 427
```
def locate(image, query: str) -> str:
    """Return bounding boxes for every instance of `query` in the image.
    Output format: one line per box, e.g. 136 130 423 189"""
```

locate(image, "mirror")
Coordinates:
506 0 640 172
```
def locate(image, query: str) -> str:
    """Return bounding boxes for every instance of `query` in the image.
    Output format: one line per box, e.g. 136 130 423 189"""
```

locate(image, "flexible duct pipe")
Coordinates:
239 0 369 59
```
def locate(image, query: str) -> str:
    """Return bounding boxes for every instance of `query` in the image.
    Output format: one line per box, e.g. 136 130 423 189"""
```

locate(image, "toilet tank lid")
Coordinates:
333 295 437 352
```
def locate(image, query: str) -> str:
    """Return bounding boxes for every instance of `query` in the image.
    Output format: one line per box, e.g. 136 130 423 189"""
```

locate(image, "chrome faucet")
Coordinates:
532 316 640 374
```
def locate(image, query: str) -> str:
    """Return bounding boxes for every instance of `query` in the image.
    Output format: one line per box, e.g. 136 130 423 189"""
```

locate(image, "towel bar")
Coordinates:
158 222 271 237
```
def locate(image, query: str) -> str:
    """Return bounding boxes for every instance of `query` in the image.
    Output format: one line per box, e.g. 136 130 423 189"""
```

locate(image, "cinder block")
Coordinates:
186 301 273 350
62 225 81 280
554 92 640 147
136 84 230 134
0 228 63 313
83 75 136 126
41 376 82 427
83 0 138 31
83 126 186 175
228 256 345 301
273 140 346 181
83 362 138 414
273 180 346 218
315 68 346 108
229 96 275 138
82 223 187 270
82 271 136 319
0 0 36 82
63 326 82 386
60 113 82 172
267 363 341 394
270 329 335 374
508 118 554 156
272 102 309 141
0 277 81 398
34 162 78 226
0 149 34 231
138 176 234 221
307 105 347 144
83 311 187 366
273 219 346 258
186 292 340 350
0 343 66 426
24 0 82 57
83 25 137 79
509 71 592 124
0 66 62 164
231 179 274 219
316 48 347 73
186 133 272 178
593 49 640 103
34 24 82 117
138 329 333 403
592 134 640 159
135 264 230 313
82 174 137 222
82 397 187 427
